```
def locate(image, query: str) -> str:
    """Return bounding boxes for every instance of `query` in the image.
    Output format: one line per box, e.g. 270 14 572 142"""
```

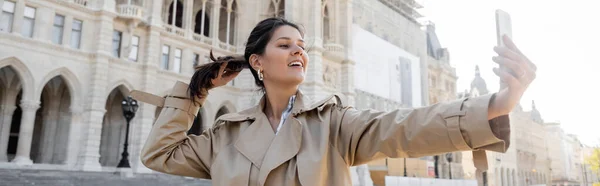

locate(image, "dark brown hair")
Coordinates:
188 17 304 104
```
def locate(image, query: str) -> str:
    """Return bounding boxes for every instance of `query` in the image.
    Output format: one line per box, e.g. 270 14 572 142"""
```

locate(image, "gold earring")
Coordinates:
258 69 264 81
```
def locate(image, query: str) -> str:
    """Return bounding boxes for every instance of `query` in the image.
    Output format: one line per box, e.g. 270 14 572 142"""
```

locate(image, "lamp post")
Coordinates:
446 153 453 180
403 158 407 177
117 96 138 168
434 155 439 178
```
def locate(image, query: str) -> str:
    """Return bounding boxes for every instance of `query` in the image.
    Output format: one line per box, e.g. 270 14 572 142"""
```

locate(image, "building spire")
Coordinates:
475 65 480 76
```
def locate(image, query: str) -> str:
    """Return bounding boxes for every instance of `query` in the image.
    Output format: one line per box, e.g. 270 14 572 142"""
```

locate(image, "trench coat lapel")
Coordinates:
227 91 311 186
233 96 275 170
257 115 303 185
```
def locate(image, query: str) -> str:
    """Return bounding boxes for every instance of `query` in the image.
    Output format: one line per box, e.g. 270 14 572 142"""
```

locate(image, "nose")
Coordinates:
291 45 304 56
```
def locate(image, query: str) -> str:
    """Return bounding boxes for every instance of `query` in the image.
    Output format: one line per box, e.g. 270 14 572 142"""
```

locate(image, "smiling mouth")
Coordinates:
288 61 303 67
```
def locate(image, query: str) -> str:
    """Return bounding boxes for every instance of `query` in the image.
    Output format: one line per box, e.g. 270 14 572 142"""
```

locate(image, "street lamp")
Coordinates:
434 155 439 178
446 153 453 179
117 96 138 168
403 158 407 177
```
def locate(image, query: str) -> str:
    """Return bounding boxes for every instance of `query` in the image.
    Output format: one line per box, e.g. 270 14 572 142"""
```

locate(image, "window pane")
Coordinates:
71 30 81 48
173 48 181 73
52 25 63 44
24 6 35 18
112 30 121 57
52 15 65 44
71 20 82 48
54 15 64 26
21 18 34 37
175 49 181 57
128 36 139 61
162 45 169 54
2 1 15 13
72 19 82 31
161 54 169 69
173 57 181 73
193 53 199 67
129 46 138 61
161 45 169 70
0 12 13 32
113 30 121 40
131 35 139 45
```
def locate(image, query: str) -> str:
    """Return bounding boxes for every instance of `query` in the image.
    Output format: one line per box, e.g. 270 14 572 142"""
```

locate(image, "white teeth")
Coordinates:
289 61 303 67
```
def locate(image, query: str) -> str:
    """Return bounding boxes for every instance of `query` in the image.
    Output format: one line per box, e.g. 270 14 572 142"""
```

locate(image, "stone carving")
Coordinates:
322 65 339 89
1 105 17 115
19 100 41 111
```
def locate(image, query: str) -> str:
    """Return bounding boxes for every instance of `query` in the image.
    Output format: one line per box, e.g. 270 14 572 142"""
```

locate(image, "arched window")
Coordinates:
267 0 285 18
219 0 237 45
168 0 184 28
322 0 331 42
194 0 212 37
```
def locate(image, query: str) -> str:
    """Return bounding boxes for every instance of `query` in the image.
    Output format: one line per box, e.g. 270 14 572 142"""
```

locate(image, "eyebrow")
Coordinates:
276 37 305 43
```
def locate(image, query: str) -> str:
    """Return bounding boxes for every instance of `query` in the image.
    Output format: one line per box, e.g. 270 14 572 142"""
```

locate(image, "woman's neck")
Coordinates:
263 84 298 121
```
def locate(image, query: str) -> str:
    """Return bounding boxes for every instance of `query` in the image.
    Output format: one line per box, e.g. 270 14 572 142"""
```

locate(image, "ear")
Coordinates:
249 54 263 70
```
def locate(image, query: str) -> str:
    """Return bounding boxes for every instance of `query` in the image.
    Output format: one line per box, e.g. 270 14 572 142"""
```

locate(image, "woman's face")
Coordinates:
253 25 308 87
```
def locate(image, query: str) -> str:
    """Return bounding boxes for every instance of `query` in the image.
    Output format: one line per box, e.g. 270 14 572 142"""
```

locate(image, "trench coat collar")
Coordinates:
216 89 343 123
220 90 341 186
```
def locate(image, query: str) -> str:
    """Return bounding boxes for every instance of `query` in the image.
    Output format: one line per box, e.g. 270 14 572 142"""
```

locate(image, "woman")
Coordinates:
136 18 536 185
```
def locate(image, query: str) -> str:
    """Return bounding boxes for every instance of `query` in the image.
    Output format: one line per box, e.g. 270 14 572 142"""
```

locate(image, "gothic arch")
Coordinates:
264 0 285 18
166 0 184 28
0 57 35 100
30 75 74 164
99 84 131 166
322 0 332 41
215 100 236 120
36 67 82 107
218 0 238 45
107 79 134 96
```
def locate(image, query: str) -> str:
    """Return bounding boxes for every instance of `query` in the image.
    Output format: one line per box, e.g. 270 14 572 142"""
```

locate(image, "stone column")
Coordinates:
210 0 221 47
300 0 325 100
339 0 355 106
75 8 115 170
10 0 24 36
65 106 83 166
11 100 40 165
183 0 194 39
39 101 59 163
0 105 16 162
132 0 162 174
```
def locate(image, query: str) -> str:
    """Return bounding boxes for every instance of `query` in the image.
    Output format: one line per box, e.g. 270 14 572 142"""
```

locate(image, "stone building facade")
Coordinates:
458 66 592 186
545 122 591 185
0 0 354 171
424 22 464 180
0 0 437 185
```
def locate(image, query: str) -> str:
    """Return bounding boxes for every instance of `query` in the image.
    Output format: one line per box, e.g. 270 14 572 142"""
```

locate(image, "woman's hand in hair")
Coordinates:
211 61 241 88
488 35 537 120
188 52 246 104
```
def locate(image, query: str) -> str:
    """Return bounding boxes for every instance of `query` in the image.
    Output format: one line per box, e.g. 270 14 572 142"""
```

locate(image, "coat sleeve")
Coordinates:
332 93 510 166
139 82 214 179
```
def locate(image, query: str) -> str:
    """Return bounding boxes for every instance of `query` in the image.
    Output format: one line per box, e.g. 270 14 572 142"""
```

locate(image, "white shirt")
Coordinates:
275 95 296 135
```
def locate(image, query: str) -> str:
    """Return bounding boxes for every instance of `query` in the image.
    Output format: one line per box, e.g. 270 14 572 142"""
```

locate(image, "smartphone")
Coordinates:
495 9 512 89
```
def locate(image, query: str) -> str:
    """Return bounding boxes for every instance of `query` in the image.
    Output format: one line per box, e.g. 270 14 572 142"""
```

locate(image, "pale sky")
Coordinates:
419 0 600 146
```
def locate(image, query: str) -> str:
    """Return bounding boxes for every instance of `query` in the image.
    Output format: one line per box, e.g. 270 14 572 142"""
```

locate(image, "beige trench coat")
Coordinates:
135 81 510 186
